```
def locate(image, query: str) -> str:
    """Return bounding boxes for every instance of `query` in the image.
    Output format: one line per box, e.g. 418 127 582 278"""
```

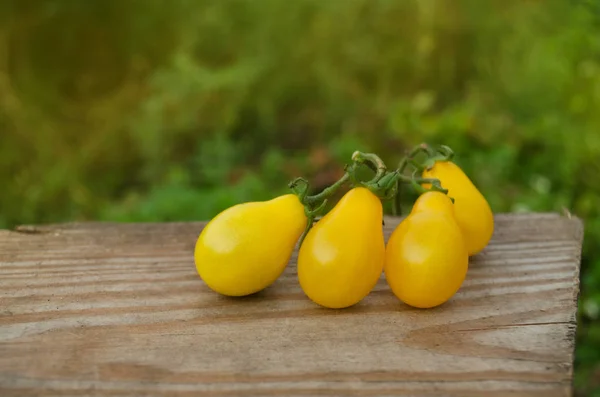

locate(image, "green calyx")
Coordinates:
288 143 457 242
415 144 455 171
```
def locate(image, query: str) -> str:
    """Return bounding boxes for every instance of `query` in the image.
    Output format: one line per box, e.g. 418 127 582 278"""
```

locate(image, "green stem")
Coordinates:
298 215 313 246
352 151 387 183
404 171 450 197
290 157 378 247
298 198 329 245
437 145 455 161
304 172 351 206
288 177 309 202
397 143 431 174
396 174 444 186
416 144 456 170
293 153 384 210
392 179 400 216
392 143 442 215
290 152 388 245
289 144 455 244
392 180 402 216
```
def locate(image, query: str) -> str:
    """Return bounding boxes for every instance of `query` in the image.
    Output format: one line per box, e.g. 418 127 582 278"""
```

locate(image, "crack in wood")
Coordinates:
454 321 574 332
13 225 53 235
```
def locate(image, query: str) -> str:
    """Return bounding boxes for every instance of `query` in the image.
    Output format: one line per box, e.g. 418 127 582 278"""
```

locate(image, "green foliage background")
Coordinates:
1 0 599 393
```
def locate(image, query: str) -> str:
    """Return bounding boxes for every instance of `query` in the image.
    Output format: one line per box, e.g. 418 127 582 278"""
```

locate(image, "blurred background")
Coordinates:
1 0 599 393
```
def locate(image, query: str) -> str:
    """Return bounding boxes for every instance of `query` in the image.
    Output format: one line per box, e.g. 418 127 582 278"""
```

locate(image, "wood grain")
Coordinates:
0 213 583 397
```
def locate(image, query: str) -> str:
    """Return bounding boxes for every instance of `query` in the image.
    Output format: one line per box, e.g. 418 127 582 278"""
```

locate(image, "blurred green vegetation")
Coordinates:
1 0 599 393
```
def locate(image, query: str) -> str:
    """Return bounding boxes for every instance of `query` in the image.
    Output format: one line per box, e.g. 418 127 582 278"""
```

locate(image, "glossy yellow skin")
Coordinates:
385 192 468 309
194 194 307 297
298 187 385 309
422 161 494 256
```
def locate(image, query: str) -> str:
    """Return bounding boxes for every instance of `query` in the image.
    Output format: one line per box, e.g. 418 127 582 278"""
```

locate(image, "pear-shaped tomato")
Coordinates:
385 191 468 309
194 194 307 297
422 160 494 256
298 187 385 309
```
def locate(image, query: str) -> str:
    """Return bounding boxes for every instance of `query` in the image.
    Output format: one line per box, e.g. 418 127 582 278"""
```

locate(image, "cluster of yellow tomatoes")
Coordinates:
194 144 494 309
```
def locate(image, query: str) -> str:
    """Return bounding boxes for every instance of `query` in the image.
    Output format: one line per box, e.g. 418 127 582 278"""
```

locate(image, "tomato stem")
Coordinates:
397 144 432 175
288 177 310 202
302 151 389 206
304 173 351 206
438 145 455 161
410 143 456 170
289 144 455 243
393 144 439 214
351 151 387 182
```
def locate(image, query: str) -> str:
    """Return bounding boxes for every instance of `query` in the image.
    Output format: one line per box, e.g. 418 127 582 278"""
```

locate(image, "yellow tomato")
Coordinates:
410 188 456 215
384 192 468 309
422 160 494 256
298 187 385 309
194 194 307 297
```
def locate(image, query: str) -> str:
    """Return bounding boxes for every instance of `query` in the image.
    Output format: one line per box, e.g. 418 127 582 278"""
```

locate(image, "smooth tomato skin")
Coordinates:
194 194 307 297
385 192 468 309
422 161 494 256
298 187 385 309
410 188 456 216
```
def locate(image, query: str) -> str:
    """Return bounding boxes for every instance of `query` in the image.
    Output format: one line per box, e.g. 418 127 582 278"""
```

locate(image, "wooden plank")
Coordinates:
0 213 583 397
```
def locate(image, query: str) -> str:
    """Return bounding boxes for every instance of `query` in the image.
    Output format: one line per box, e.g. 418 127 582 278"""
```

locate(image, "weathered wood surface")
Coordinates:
0 213 583 397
